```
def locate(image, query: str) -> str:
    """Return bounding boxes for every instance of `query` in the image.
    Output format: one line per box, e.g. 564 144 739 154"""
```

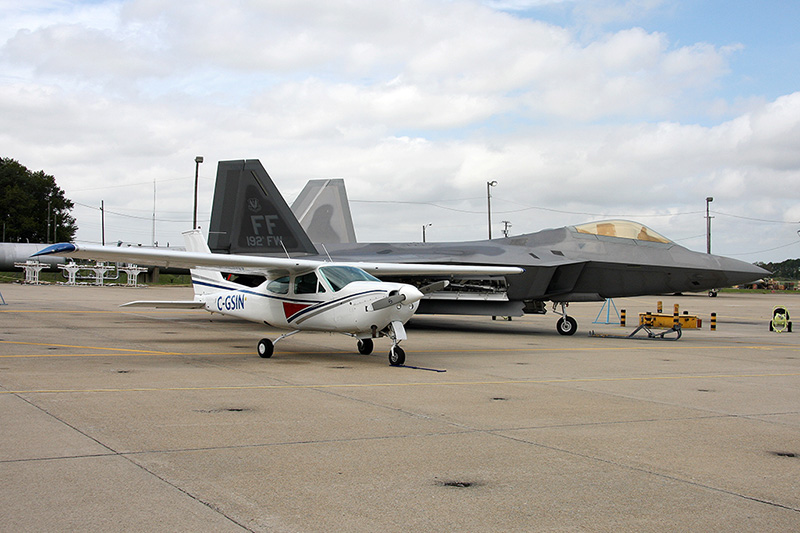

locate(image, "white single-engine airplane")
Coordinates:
33 230 522 366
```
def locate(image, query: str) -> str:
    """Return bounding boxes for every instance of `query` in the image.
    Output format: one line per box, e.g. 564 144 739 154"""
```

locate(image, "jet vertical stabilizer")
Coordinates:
208 160 317 256
291 178 357 244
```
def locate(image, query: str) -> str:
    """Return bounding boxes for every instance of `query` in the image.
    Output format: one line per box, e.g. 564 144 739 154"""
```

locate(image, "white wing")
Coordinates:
33 232 524 278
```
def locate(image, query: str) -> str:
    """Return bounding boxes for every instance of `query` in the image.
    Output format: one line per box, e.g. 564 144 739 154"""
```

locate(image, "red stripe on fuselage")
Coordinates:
283 302 311 320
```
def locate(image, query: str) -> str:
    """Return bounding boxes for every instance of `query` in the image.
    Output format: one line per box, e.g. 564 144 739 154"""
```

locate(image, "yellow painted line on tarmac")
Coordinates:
0 340 180 356
3 372 800 395
2 340 799 359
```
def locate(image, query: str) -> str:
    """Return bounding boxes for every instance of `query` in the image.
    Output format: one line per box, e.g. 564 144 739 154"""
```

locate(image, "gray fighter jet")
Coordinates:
208 160 767 335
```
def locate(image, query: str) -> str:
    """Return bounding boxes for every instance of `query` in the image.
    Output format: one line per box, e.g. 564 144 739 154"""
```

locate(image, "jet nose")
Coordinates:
717 256 770 287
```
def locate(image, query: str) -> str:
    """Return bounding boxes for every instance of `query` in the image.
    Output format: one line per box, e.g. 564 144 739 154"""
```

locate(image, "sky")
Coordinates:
1 0 799 262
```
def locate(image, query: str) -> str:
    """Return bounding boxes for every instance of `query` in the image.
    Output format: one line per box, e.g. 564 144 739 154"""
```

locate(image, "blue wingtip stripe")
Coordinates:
31 243 76 257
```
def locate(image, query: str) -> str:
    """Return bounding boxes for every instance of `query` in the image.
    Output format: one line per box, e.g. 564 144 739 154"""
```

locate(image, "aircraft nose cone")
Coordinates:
717 256 769 287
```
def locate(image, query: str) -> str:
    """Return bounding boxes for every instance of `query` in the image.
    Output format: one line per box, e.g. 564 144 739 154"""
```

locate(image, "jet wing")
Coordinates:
32 242 523 278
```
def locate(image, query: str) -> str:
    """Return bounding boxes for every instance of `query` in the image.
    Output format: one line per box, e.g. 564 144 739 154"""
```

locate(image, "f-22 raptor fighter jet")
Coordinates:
207 159 767 336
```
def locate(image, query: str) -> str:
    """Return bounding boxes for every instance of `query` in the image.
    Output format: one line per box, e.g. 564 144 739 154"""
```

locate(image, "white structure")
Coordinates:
120 264 148 287
89 262 114 285
57 262 83 285
14 260 48 284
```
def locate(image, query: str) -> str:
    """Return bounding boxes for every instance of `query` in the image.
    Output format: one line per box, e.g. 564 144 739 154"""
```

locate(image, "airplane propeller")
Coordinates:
368 280 449 311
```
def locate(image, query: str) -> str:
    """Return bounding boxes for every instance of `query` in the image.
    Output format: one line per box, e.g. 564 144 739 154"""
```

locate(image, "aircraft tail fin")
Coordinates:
182 229 226 297
207 160 318 256
291 178 357 244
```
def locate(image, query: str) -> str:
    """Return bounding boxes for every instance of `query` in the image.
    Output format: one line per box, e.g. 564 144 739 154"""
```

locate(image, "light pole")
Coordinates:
193 156 204 229
487 180 497 239
705 196 713 254
422 223 432 243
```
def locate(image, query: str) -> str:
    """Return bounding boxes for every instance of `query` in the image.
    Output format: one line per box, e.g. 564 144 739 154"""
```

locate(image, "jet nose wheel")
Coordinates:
556 316 578 336
257 338 274 358
357 339 374 355
389 346 405 366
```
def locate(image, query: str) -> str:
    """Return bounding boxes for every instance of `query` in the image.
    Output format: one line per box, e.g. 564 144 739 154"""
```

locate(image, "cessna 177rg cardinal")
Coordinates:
33 230 522 366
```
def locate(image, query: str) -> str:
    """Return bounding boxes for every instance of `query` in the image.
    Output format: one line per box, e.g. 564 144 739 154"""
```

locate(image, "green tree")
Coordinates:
1 157 77 243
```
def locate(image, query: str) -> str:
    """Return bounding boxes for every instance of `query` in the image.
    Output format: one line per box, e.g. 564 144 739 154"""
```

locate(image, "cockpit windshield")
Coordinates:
573 220 672 244
319 265 380 292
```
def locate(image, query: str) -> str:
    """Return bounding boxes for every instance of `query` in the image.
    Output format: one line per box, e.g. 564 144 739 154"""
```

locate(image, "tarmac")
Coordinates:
1 283 798 531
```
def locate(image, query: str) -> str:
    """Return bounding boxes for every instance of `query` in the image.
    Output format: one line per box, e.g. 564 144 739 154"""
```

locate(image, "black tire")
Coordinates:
389 346 405 366
556 316 578 336
769 322 774 332
789 322 793 333
357 338 374 355
257 338 274 358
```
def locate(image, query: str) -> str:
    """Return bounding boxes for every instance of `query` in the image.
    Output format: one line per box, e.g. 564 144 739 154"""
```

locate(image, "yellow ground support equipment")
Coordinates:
769 306 792 333
639 312 702 329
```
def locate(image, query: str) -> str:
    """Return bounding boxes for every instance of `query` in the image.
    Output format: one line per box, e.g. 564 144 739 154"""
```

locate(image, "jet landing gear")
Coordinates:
553 302 578 336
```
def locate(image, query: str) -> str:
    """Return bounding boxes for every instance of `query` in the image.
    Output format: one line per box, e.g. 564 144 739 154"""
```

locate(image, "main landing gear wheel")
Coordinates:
389 346 405 366
357 339 374 355
257 338 274 358
556 316 578 336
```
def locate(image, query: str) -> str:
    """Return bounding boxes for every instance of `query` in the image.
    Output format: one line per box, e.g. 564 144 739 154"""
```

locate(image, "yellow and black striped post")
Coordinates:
620 309 626 327
673 304 679 328
711 312 717 331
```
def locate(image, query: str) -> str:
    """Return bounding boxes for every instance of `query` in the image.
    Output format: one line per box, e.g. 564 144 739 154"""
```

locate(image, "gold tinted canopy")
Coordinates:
574 220 672 244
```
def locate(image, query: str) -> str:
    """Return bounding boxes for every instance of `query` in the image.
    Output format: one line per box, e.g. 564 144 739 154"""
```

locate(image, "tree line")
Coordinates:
755 259 799 280
1 157 77 243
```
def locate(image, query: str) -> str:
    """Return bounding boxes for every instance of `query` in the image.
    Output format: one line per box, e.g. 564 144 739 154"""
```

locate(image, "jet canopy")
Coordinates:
573 220 672 244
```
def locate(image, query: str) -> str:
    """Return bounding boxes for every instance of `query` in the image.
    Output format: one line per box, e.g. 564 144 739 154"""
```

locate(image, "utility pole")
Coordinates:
101 200 105 246
706 197 714 254
422 223 431 243
152 179 156 246
487 181 497 239
193 156 204 229
46 199 51 244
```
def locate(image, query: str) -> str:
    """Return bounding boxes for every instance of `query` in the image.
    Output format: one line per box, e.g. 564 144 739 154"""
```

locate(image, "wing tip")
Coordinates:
31 243 77 257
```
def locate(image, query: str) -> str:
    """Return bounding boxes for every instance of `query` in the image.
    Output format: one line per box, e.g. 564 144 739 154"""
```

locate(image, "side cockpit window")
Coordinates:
266 276 290 294
294 272 325 294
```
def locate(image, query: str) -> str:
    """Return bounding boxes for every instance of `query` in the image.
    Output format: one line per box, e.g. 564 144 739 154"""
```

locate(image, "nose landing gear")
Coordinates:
553 302 577 336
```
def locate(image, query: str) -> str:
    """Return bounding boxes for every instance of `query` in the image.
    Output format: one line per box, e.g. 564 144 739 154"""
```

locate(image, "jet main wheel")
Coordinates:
357 339 374 355
556 316 578 336
389 346 405 366
257 338 274 358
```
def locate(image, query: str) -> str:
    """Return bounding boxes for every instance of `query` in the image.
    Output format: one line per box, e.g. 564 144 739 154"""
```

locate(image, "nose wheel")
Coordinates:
556 316 578 336
389 345 405 366
553 302 578 336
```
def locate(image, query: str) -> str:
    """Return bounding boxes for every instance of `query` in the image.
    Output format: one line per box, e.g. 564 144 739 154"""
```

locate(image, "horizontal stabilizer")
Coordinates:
121 300 205 309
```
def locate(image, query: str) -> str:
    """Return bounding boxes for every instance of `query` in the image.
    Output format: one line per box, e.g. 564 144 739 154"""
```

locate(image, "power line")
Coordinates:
726 239 800 256
67 175 213 193
73 201 195 223
713 210 800 225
